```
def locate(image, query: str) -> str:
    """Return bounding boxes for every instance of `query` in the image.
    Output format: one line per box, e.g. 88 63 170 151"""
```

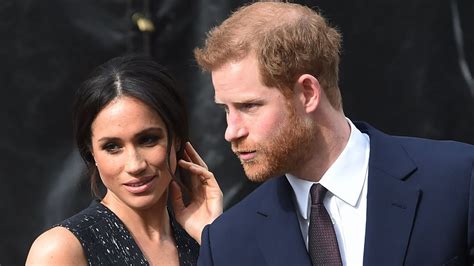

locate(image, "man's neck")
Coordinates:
291 111 351 182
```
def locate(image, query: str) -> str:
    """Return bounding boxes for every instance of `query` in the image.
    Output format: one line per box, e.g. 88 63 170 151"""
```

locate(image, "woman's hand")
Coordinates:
170 142 223 244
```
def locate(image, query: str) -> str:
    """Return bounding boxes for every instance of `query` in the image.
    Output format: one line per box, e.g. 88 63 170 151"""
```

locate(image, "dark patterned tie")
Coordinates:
309 183 343 265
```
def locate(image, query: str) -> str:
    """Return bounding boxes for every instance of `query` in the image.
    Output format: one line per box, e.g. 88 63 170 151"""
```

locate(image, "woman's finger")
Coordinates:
184 142 208 169
179 160 211 182
179 160 205 197
178 159 219 192
182 148 192 162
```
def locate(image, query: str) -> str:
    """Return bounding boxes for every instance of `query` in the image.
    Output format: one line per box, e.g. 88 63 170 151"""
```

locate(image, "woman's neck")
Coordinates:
101 191 172 242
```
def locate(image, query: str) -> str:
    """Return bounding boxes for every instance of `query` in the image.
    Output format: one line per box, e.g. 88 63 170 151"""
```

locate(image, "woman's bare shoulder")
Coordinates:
25 226 87 265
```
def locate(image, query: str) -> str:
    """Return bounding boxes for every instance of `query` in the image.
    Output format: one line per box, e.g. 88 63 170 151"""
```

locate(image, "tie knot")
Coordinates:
310 183 327 205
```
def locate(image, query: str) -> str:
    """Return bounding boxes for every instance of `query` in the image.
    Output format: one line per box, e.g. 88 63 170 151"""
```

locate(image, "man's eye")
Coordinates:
241 103 258 111
140 135 160 146
102 143 121 154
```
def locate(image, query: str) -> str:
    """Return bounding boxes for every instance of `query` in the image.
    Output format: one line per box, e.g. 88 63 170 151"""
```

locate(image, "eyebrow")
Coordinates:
96 127 165 142
214 97 264 105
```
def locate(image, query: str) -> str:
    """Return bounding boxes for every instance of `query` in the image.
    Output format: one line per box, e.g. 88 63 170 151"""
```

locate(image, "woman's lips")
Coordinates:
124 176 156 194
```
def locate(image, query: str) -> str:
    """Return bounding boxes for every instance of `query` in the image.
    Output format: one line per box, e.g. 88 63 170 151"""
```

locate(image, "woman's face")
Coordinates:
90 96 177 210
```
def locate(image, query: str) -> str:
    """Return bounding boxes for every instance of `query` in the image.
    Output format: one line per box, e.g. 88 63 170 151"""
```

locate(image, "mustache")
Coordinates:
231 141 258 153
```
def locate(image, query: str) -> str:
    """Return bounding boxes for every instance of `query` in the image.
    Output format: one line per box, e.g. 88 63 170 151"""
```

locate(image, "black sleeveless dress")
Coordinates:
57 201 199 265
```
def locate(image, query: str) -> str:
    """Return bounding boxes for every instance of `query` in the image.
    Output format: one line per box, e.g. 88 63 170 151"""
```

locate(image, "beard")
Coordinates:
231 104 315 182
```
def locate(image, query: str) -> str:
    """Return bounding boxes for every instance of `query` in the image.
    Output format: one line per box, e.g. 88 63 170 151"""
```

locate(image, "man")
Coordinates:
194 2 474 265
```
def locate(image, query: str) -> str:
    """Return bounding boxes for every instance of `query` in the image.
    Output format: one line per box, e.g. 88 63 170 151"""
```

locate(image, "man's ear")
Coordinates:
295 74 321 113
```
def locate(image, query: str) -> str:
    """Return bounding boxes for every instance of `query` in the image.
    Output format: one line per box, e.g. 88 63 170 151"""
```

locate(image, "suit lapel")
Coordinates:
356 122 421 265
255 177 312 266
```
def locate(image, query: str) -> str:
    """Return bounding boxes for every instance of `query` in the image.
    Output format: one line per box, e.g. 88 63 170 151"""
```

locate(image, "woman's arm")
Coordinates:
26 226 87 265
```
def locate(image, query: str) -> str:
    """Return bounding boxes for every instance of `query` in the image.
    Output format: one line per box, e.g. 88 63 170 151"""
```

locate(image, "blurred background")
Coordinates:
1 0 472 264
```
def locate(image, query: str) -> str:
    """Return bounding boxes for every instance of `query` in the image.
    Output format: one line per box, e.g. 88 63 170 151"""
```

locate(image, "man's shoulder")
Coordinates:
395 135 473 155
394 137 474 177
381 130 473 163
355 121 474 160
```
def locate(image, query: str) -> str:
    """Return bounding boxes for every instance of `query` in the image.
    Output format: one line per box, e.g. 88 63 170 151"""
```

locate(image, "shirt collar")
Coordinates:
286 119 370 220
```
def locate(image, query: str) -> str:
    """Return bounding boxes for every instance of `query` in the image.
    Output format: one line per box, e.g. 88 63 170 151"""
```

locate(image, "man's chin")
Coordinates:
242 163 280 183
245 173 272 183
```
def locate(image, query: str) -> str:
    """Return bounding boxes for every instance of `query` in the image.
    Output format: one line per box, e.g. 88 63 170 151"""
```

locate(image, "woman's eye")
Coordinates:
102 143 121 154
140 135 160 146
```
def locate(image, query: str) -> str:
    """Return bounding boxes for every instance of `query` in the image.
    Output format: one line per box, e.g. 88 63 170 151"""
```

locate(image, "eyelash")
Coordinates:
102 143 121 154
241 103 258 111
101 135 161 154
219 103 259 114
139 135 160 146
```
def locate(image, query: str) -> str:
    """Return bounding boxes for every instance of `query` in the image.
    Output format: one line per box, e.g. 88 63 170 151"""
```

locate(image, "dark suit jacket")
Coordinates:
198 122 474 265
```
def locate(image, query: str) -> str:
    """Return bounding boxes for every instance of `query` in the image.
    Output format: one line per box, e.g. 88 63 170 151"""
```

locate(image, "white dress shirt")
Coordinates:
286 119 370 266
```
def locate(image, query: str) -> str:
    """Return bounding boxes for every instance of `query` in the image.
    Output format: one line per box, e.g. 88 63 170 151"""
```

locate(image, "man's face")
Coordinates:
212 55 314 182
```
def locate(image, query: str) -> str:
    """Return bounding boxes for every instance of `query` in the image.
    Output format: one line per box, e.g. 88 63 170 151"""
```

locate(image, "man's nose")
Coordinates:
224 112 249 142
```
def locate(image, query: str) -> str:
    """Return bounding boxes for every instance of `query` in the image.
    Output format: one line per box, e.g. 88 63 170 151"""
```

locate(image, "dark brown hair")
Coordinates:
73 55 189 196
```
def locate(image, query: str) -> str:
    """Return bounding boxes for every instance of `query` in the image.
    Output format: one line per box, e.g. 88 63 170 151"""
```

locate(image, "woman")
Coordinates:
26 55 223 265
